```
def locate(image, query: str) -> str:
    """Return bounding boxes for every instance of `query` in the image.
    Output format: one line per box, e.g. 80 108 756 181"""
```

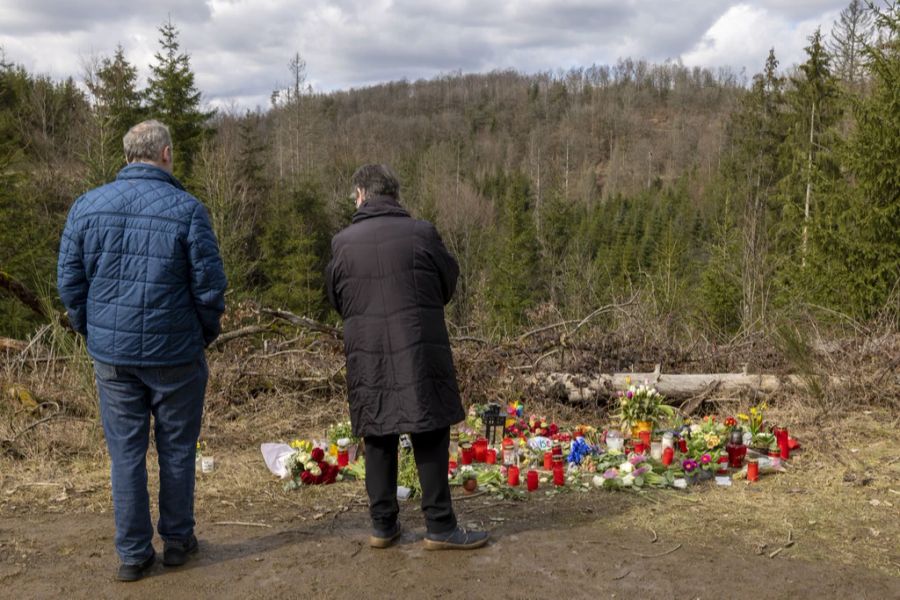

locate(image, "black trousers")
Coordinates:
364 427 457 534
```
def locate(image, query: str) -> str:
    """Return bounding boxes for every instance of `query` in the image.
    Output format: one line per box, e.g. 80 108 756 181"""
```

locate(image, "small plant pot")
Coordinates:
462 479 478 494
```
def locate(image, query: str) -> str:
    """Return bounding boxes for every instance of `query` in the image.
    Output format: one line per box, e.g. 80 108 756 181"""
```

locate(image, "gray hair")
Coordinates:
351 164 400 199
123 120 172 163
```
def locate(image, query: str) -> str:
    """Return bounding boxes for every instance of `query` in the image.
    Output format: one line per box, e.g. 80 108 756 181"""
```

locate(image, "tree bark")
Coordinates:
535 371 834 402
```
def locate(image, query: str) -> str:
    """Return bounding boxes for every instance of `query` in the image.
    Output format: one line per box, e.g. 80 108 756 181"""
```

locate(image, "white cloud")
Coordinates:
0 1 852 110
681 2 845 78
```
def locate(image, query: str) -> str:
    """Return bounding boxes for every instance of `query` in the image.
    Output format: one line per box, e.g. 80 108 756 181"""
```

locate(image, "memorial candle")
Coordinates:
527 469 539 491
507 465 520 487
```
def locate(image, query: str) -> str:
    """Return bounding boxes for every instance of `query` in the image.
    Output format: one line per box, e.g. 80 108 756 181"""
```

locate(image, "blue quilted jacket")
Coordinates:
57 163 227 367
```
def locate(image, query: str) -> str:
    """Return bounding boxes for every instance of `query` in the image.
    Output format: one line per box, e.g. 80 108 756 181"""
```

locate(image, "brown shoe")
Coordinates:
369 522 402 548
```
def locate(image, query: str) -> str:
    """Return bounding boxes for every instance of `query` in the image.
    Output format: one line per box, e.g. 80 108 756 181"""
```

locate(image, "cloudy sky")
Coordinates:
0 1 851 110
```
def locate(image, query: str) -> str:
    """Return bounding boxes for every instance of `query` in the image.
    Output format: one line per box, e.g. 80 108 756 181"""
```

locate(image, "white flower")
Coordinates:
592 475 604 487
619 462 634 474
622 474 635 486
690 424 701 434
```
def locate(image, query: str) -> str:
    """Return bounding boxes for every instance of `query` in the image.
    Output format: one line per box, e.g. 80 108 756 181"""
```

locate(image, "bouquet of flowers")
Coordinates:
593 453 671 489
616 383 675 431
567 437 595 465
527 415 559 437
327 420 357 446
284 440 341 489
737 403 778 450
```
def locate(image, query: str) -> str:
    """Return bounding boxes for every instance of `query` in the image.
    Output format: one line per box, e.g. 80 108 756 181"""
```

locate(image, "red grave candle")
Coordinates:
507 465 520 487
661 447 674 466
527 469 539 492
486 448 497 464
460 443 474 465
638 430 651 447
543 452 553 471
747 459 759 482
337 449 349 467
716 455 729 475
448 460 457 474
773 427 790 459
474 438 488 462
553 464 565 486
678 438 688 453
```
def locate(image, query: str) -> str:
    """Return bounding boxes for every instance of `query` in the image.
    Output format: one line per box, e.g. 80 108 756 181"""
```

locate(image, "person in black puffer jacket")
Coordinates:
326 164 488 551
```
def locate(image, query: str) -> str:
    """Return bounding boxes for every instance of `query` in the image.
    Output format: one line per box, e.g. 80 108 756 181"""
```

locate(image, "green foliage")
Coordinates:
144 18 213 181
482 172 542 331
83 45 143 186
809 4 900 319
260 179 331 317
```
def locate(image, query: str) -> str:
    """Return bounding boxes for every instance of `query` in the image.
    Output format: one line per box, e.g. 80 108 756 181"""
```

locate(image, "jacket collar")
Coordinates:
116 162 185 191
352 194 410 223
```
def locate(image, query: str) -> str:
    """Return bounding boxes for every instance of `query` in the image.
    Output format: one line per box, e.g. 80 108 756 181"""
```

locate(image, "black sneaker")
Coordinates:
116 552 155 582
369 522 402 549
424 527 489 550
162 535 199 567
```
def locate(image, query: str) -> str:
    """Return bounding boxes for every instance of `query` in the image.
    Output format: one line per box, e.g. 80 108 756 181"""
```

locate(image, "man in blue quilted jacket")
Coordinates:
57 119 226 581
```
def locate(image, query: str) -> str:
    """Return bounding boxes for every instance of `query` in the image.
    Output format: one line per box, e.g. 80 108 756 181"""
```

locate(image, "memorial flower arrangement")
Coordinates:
284 440 341 488
270 389 797 495
593 453 670 489
616 383 675 432
327 420 357 446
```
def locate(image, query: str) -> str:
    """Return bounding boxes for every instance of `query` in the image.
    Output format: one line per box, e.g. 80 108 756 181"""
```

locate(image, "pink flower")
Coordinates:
633 466 649 477
602 468 619 479
682 459 698 472
626 391 634 399
629 453 646 466
701 454 712 464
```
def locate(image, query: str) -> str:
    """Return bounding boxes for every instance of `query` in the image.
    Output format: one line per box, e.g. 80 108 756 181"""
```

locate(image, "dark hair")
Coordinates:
351 164 400 199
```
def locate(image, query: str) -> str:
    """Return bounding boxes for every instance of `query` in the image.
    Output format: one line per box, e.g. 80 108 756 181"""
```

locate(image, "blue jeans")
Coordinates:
94 357 208 565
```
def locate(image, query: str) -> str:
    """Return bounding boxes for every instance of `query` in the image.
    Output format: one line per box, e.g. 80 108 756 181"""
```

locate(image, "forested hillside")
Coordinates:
2 3 897 343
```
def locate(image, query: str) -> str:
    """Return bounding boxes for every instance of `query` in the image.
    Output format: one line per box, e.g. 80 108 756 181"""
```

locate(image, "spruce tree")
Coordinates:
145 18 213 181
817 4 900 319
84 45 142 185
775 29 841 278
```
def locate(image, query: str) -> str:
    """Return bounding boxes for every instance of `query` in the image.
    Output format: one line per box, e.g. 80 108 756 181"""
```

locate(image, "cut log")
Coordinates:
535 371 835 403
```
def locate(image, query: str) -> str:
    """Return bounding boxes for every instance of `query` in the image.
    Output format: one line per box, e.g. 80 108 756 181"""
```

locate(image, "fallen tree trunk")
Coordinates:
535 370 837 403
0 271 72 330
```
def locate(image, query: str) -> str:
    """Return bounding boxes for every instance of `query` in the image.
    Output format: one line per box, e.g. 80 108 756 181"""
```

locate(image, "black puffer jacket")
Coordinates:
325 194 465 437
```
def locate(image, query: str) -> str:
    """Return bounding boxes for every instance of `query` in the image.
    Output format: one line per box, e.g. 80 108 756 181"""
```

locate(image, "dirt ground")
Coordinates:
1 404 899 599
1 488 897 600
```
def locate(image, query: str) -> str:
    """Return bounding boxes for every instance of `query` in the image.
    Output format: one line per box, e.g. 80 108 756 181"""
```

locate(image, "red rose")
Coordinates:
300 471 314 485
549 424 559 436
311 447 325 462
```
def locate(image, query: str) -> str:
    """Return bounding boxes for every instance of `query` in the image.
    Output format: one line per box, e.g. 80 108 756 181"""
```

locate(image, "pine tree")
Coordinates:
145 18 213 181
